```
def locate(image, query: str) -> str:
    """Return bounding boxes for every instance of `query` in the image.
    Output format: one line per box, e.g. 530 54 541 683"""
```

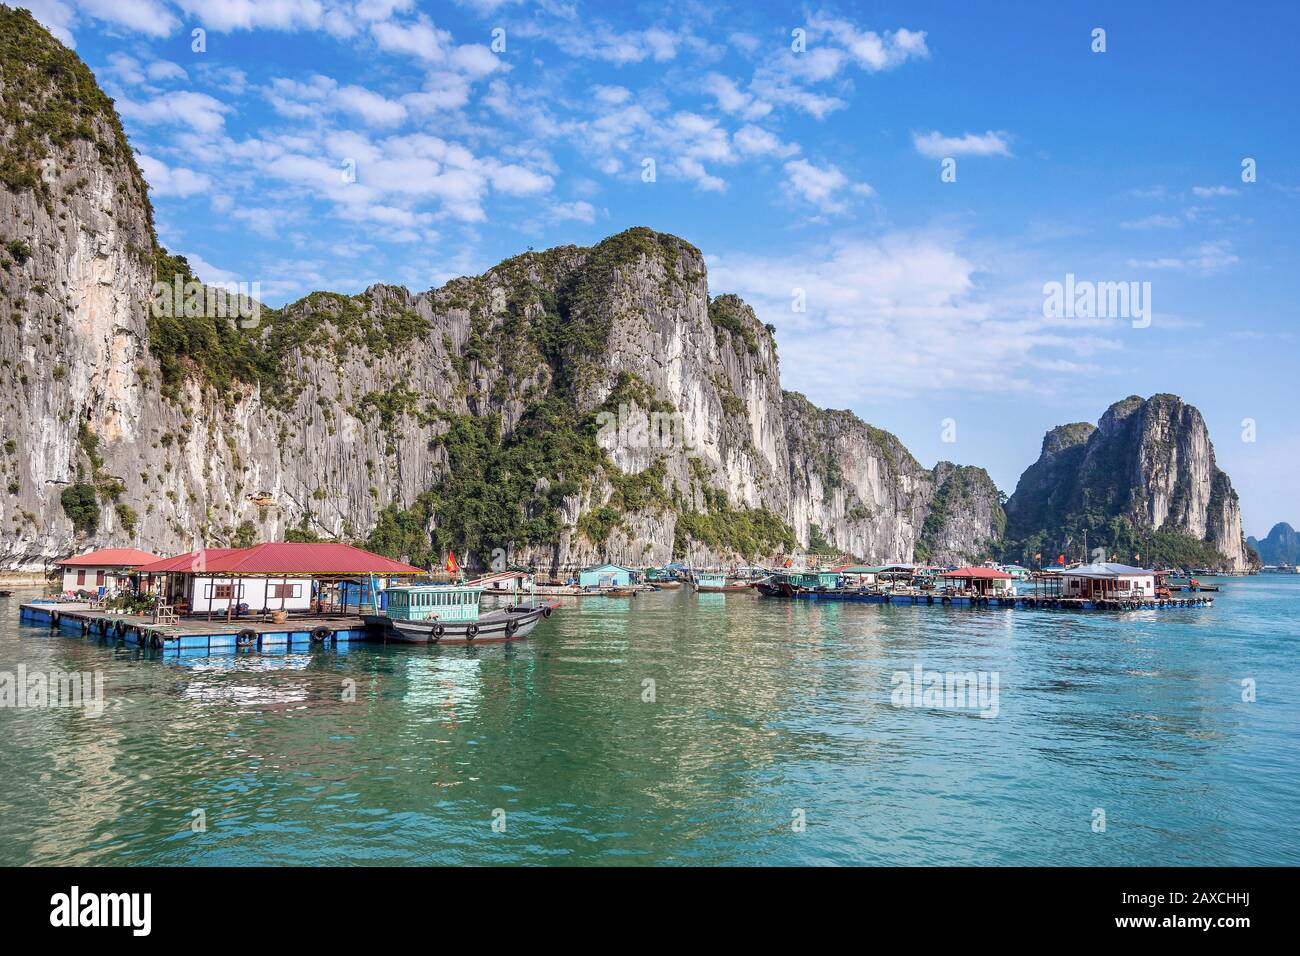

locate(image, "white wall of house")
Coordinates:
60 567 136 594
186 576 314 613
1065 573 1155 596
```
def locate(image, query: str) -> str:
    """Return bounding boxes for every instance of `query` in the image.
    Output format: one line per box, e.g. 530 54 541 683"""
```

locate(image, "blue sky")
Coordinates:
31 0 1300 534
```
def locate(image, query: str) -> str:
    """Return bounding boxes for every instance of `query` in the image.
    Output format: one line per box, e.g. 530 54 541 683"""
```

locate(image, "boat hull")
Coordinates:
369 604 553 644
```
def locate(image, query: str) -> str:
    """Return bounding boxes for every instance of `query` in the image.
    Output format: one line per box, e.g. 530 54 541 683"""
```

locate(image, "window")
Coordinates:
76 569 86 585
1118 580 1130 591
204 583 242 600
269 583 300 599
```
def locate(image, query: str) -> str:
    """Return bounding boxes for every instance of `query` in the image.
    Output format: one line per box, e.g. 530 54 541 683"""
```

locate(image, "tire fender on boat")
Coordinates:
311 626 332 643
432 623 445 639
236 629 258 647
941 596 951 606
465 624 479 641
541 606 552 618
506 618 519 636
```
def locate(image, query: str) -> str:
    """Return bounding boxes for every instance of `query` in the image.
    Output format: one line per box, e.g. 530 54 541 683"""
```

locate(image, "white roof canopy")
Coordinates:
1060 562 1153 578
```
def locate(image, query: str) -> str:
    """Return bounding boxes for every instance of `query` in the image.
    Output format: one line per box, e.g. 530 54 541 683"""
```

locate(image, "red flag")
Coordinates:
445 551 460 574
1057 554 1065 565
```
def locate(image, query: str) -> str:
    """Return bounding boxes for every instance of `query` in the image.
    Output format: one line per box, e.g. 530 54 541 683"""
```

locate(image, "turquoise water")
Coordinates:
0 576 1297 865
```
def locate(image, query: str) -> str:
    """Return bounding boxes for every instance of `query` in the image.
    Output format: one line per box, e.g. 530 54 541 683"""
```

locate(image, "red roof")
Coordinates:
938 567 1013 580
56 548 161 568
183 542 425 576
135 548 243 574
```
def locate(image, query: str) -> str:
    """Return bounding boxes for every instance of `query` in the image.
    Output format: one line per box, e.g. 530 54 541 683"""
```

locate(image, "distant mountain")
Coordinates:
1003 394 1249 570
1248 523 1299 565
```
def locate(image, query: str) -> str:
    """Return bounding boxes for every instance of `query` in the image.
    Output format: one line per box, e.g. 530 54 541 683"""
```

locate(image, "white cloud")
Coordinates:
148 60 189 82
1191 184 1240 198
137 153 212 197
547 200 596 223
708 231 1107 404
117 91 232 133
265 75 407 126
336 85 408 125
79 0 179 37
488 164 553 195
521 22 688 65
1120 214 1182 230
370 14 452 60
174 0 324 32
733 124 798 159
810 18 930 72
592 85 632 105
783 159 873 214
912 130 1012 159
1127 240 1239 273
703 73 771 119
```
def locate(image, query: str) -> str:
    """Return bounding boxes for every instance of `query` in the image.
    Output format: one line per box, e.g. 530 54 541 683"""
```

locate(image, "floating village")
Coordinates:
11 539 1231 657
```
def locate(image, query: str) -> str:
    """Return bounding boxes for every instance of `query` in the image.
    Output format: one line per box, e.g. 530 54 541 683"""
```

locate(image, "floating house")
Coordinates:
55 547 161 595
832 565 881 587
937 567 1015 596
137 542 425 619
1059 562 1156 600
783 569 843 590
578 563 635 589
1000 564 1032 581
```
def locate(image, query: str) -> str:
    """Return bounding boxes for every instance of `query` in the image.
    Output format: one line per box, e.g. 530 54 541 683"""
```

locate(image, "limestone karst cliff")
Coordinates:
0 9 1010 571
1003 394 1250 570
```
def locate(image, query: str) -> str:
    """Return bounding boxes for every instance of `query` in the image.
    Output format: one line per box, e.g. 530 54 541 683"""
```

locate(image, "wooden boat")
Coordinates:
652 580 681 589
691 574 752 593
367 581 556 644
601 587 638 597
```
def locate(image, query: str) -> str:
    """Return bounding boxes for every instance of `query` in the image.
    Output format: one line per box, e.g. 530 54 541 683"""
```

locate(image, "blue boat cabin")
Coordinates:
384 584 483 622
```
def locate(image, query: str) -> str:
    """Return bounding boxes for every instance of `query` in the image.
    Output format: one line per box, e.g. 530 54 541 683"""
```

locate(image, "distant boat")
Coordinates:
600 587 639 597
691 574 752 593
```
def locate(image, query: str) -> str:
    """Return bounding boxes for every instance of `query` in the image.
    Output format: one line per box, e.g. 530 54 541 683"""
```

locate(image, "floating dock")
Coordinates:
757 591 1213 610
19 601 372 655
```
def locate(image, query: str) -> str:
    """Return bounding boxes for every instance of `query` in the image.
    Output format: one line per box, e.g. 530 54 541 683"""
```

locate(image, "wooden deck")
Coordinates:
19 601 375 654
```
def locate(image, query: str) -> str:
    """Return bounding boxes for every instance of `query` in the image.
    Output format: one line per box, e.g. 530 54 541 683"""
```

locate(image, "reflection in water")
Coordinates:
0 578 1297 865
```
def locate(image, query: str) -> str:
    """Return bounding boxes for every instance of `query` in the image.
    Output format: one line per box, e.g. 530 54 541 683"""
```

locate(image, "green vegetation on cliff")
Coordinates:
672 478 796 560
0 6 152 215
